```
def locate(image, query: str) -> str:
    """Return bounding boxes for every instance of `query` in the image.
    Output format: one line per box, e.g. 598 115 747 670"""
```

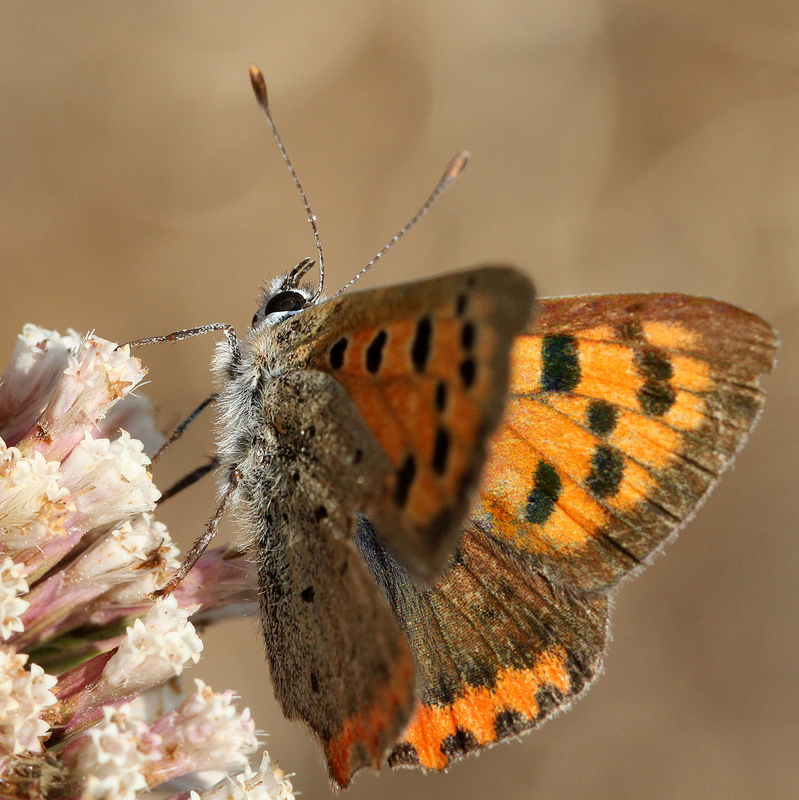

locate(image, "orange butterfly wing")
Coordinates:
478 293 776 590
376 293 776 771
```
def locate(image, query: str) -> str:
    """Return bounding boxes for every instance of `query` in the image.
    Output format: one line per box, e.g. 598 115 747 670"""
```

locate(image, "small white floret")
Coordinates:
98 596 203 698
0 648 58 754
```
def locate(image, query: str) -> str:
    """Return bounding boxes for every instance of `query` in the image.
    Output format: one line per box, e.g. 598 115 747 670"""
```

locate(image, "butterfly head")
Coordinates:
252 257 321 329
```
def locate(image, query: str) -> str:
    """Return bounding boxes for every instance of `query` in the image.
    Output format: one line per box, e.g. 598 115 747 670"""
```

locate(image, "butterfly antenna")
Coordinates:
249 65 326 297
334 151 469 298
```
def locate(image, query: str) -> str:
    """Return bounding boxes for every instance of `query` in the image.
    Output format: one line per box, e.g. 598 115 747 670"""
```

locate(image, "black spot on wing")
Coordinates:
461 321 475 351
638 349 673 381
329 337 348 369
388 742 419 767
635 348 676 416
534 685 562 718
526 460 562 525
411 316 432 372
366 330 388 374
441 728 479 761
301 586 315 602
495 708 527 738
587 399 618 436
394 454 417 508
459 358 476 388
541 334 580 393
639 382 677 416
435 381 448 413
586 445 624 498
432 426 451 475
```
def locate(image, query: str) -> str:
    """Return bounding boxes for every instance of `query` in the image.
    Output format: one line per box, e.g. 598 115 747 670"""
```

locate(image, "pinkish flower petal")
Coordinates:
0 325 81 447
17 335 147 463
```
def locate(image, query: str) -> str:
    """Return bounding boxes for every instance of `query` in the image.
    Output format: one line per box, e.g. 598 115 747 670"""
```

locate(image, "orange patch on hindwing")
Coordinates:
324 645 415 787
398 648 572 770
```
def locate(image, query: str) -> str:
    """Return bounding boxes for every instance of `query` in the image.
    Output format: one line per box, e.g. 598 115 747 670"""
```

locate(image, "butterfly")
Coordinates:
144 68 777 789
210 262 535 788
198 266 773 788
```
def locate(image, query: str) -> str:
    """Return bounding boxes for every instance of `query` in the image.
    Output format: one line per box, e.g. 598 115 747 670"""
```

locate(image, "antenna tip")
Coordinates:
249 64 268 108
444 150 469 182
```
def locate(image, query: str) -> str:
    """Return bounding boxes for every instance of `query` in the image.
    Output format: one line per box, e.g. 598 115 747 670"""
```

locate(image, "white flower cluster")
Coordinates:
62 686 291 800
0 325 82 446
0 558 29 641
0 443 68 557
0 648 58 754
72 706 156 799
99 596 203 698
0 325 280 799
150 679 257 775
188 752 296 800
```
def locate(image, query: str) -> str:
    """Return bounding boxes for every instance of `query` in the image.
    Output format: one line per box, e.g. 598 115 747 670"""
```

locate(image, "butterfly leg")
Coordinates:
151 392 218 464
127 322 239 353
160 456 220 502
154 468 241 597
127 325 242 593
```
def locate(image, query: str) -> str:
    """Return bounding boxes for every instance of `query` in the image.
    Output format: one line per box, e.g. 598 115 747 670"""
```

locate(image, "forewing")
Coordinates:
475 293 777 590
277 266 535 580
250 372 415 787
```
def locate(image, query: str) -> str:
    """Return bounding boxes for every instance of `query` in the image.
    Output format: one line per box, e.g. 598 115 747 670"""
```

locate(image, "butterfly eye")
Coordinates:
264 291 306 315
253 290 308 327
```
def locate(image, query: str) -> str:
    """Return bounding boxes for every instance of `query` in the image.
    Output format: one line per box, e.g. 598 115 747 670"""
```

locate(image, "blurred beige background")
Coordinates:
1 3 797 798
